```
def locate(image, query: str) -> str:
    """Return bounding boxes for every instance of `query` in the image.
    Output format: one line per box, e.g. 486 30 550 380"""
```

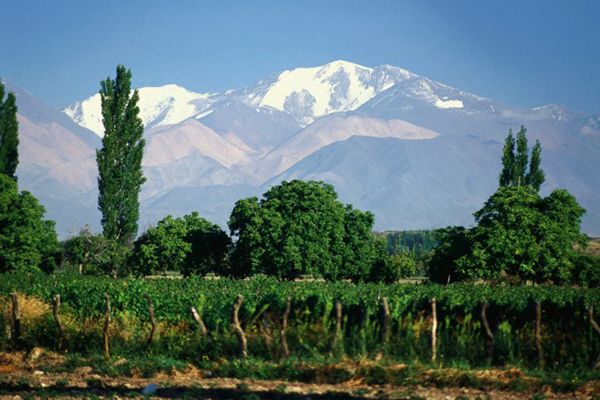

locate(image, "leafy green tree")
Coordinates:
432 122 584 284
130 212 229 277
0 174 59 273
229 180 380 281
184 221 230 277
61 227 122 275
455 186 585 283
228 197 264 277
337 205 378 281
368 246 419 283
572 253 600 287
427 226 472 284
0 81 19 180
96 65 146 245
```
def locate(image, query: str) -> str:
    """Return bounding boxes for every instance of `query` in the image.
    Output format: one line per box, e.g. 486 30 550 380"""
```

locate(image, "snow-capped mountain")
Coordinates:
64 84 217 137
241 61 413 125
8 61 600 237
65 60 472 134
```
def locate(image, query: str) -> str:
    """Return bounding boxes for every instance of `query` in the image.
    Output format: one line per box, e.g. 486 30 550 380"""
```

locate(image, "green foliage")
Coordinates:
499 130 515 187
431 124 586 285
229 180 381 281
380 230 437 277
465 186 586 283
499 126 545 191
427 227 472 284
129 212 230 277
371 249 419 283
0 81 19 180
1 272 600 370
514 126 529 185
0 174 59 273
61 226 127 276
429 187 587 284
526 140 545 191
572 253 600 287
383 230 438 257
96 65 146 245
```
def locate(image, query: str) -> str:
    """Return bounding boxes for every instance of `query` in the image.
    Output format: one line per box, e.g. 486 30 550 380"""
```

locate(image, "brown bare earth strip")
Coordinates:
0 351 598 399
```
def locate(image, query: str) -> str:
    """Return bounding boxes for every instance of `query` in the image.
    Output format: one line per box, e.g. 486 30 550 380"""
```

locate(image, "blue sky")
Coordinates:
1 0 599 113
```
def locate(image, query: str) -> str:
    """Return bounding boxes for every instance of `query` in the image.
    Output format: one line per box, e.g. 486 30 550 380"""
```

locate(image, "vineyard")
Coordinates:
1 272 600 375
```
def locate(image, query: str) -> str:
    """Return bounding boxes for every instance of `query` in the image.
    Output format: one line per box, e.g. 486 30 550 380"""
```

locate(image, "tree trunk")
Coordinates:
431 298 438 363
280 296 291 358
382 297 391 346
191 307 208 337
53 294 65 350
331 300 343 353
145 294 157 348
10 293 20 350
231 294 247 358
535 301 544 369
103 294 111 360
588 306 600 368
480 301 494 362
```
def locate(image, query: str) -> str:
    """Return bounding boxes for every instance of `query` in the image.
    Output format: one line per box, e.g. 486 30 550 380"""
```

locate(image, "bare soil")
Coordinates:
0 350 598 399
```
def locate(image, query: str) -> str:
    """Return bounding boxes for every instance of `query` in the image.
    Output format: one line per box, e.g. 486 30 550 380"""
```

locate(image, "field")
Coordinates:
1 272 600 398
584 238 600 258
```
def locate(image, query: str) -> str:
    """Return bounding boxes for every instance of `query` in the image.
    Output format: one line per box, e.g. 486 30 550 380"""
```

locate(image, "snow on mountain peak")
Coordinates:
248 60 408 125
64 84 214 137
64 60 472 134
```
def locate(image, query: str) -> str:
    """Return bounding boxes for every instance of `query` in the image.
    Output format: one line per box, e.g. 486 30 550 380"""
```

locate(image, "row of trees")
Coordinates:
1 70 597 285
63 180 409 282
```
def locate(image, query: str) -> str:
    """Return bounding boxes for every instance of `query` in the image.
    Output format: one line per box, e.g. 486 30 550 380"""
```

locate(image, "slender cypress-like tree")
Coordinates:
96 66 146 245
525 140 545 191
499 129 515 187
0 81 19 180
498 125 545 191
514 126 528 186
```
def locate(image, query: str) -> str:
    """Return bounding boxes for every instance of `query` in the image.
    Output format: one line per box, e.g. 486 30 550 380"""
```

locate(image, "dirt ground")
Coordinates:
1 350 599 399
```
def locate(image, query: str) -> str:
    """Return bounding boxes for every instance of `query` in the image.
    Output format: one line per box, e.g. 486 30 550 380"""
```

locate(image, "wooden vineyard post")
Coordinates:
588 306 600 368
231 294 247 358
480 301 494 362
191 307 208 337
53 294 65 350
431 298 438 363
103 293 111 360
331 300 343 354
280 296 291 358
145 294 157 348
535 301 544 369
10 293 20 350
382 297 391 347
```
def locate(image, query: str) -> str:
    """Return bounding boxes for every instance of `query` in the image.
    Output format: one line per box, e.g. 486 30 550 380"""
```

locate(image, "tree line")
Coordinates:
0 69 598 286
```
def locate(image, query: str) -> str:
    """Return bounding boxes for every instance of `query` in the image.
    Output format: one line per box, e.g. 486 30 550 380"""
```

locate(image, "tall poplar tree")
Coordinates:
498 125 545 191
499 129 515 187
525 140 545 191
0 81 19 180
96 66 146 245
514 126 529 185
